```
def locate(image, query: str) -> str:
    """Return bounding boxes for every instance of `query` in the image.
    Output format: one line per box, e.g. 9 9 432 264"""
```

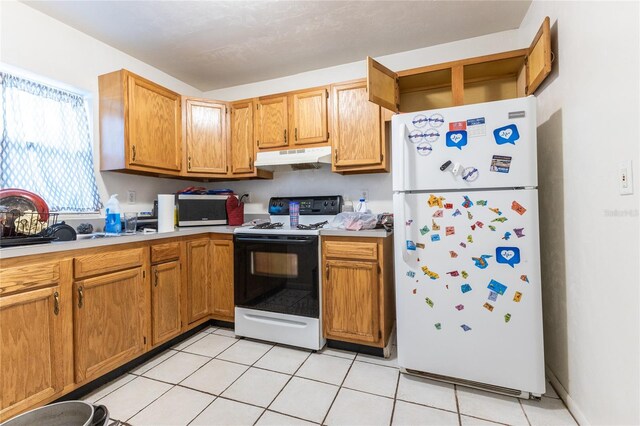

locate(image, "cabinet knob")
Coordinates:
325 263 330 280
284 129 287 144
154 269 159 287
188 156 192 170
249 157 253 170
294 128 298 141
131 145 137 162
334 149 338 164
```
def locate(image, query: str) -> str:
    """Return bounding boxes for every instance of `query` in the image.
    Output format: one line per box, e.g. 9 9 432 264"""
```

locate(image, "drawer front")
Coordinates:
74 248 145 278
0 262 60 295
151 242 180 263
324 241 378 261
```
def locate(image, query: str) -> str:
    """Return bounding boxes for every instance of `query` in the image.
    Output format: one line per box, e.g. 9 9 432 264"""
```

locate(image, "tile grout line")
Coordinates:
320 352 358 425
388 369 402 426
123 378 176 423
254 348 314 425
518 397 533 426
454 385 463 426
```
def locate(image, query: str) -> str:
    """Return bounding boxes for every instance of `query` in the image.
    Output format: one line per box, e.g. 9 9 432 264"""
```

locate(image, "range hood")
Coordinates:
254 146 332 170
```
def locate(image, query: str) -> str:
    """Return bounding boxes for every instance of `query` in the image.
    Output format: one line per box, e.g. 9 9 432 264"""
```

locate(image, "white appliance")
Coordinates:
233 196 342 351
392 96 545 398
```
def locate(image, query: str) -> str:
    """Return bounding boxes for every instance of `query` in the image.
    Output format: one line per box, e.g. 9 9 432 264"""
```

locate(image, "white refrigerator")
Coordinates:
392 96 545 398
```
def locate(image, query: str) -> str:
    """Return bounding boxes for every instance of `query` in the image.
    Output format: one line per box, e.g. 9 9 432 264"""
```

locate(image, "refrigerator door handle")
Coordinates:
394 192 410 263
399 123 409 187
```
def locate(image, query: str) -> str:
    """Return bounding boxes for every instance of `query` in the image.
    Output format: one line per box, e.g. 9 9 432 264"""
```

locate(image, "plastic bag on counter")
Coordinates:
330 212 378 231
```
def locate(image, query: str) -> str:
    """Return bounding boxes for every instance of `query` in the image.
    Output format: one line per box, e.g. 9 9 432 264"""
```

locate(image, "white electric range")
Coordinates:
233 196 342 350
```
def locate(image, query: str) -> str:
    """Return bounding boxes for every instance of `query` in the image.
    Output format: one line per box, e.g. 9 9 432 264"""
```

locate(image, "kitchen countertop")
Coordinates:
0 226 392 259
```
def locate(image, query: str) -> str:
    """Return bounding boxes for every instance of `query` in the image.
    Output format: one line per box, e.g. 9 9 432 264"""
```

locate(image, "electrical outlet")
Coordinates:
244 192 251 203
620 160 633 195
127 190 136 204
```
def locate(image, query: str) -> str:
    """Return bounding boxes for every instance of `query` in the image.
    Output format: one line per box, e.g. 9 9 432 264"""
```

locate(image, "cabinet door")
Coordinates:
525 16 552 95
187 239 210 323
74 268 145 383
151 261 181 345
323 259 380 345
292 89 328 146
256 96 288 149
0 287 64 420
230 101 255 175
210 238 234 321
331 82 384 170
127 75 181 171
367 57 399 112
184 99 228 175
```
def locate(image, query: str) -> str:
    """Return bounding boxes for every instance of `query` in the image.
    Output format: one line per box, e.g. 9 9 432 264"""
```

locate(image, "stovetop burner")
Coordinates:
296 220 328 230
251 222 284 230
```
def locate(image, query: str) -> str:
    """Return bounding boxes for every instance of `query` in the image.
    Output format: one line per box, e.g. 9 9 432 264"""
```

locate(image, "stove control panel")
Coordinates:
268 195 343 216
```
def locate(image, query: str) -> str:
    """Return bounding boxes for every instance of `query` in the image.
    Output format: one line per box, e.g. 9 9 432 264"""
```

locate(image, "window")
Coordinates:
1 72 101 212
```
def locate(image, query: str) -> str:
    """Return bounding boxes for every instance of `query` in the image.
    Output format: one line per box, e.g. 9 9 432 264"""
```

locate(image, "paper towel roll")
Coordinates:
157 194 175 233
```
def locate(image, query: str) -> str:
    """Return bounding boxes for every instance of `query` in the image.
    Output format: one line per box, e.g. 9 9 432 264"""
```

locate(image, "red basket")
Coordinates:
226 195 244 226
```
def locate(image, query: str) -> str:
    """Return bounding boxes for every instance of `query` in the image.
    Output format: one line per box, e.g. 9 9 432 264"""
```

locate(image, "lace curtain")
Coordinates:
0 72 102 212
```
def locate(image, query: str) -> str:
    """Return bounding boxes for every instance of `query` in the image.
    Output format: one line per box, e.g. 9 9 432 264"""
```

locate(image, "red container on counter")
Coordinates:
226 194 244 226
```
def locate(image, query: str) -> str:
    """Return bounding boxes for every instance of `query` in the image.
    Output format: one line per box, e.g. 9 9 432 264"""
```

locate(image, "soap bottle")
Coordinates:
104 194 122 234
356 197 368 213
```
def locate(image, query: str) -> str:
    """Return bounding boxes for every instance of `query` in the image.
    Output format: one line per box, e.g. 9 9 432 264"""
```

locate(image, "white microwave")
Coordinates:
176 194 228 226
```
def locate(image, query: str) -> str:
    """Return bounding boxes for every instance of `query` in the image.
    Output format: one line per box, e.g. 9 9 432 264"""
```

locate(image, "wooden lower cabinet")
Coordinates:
73 267 146 383
322 236 394 348
151 260 181 345
210 237 234 321
324 259 380 344
186 239 210 323
0 286 64 421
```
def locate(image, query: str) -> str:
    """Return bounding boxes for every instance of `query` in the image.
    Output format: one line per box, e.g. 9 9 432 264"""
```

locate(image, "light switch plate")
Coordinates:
619 160 633 195
127 190 136 204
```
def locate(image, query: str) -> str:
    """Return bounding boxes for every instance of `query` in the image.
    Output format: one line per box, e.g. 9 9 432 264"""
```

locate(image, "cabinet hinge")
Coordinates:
256 104 260 110
378 330 382 339
524 56 529 65
143 336 147 345
378 265 382 274
143 270 146 278
327 132 330 140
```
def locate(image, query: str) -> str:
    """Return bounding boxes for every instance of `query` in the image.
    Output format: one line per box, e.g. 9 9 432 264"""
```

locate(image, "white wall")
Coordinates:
519 2 640 425
203 29 525 214
0 1 206 217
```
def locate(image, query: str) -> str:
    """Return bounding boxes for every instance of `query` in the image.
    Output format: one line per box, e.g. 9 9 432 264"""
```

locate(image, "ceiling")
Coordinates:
24 1 531 91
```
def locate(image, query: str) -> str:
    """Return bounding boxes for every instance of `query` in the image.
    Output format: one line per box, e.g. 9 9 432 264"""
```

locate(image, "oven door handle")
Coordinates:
234 236 316 244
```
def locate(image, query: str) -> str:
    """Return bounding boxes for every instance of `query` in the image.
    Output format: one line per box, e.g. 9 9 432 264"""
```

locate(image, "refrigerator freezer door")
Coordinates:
392 97 537 192
394 188 545 395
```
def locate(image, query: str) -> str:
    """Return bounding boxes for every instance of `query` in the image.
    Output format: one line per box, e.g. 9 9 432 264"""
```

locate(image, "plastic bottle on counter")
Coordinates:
104 194 122 234
355 197 369 213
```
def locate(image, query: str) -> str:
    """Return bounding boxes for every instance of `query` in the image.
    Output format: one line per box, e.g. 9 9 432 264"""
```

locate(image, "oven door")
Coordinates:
234 234 319 319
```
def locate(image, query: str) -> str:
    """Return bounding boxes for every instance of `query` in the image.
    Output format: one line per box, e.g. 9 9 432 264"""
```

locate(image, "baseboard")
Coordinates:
545 365 589 426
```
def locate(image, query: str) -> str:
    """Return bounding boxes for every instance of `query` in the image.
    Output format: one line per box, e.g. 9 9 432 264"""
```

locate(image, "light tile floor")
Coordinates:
82 326 577 426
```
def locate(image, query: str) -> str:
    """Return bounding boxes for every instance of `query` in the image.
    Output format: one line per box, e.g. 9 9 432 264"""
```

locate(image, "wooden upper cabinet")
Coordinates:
256 96 288 150
183 98 228 175
0 286 64 421
99 70 181 174
366 17 552 111
210 237 234 322
331 81 388 173
367 57 400 113
230 100 255 175
73 268 145 383
291 89 328 146
186 239 210 324
524 16 552 95
151 260 181 346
